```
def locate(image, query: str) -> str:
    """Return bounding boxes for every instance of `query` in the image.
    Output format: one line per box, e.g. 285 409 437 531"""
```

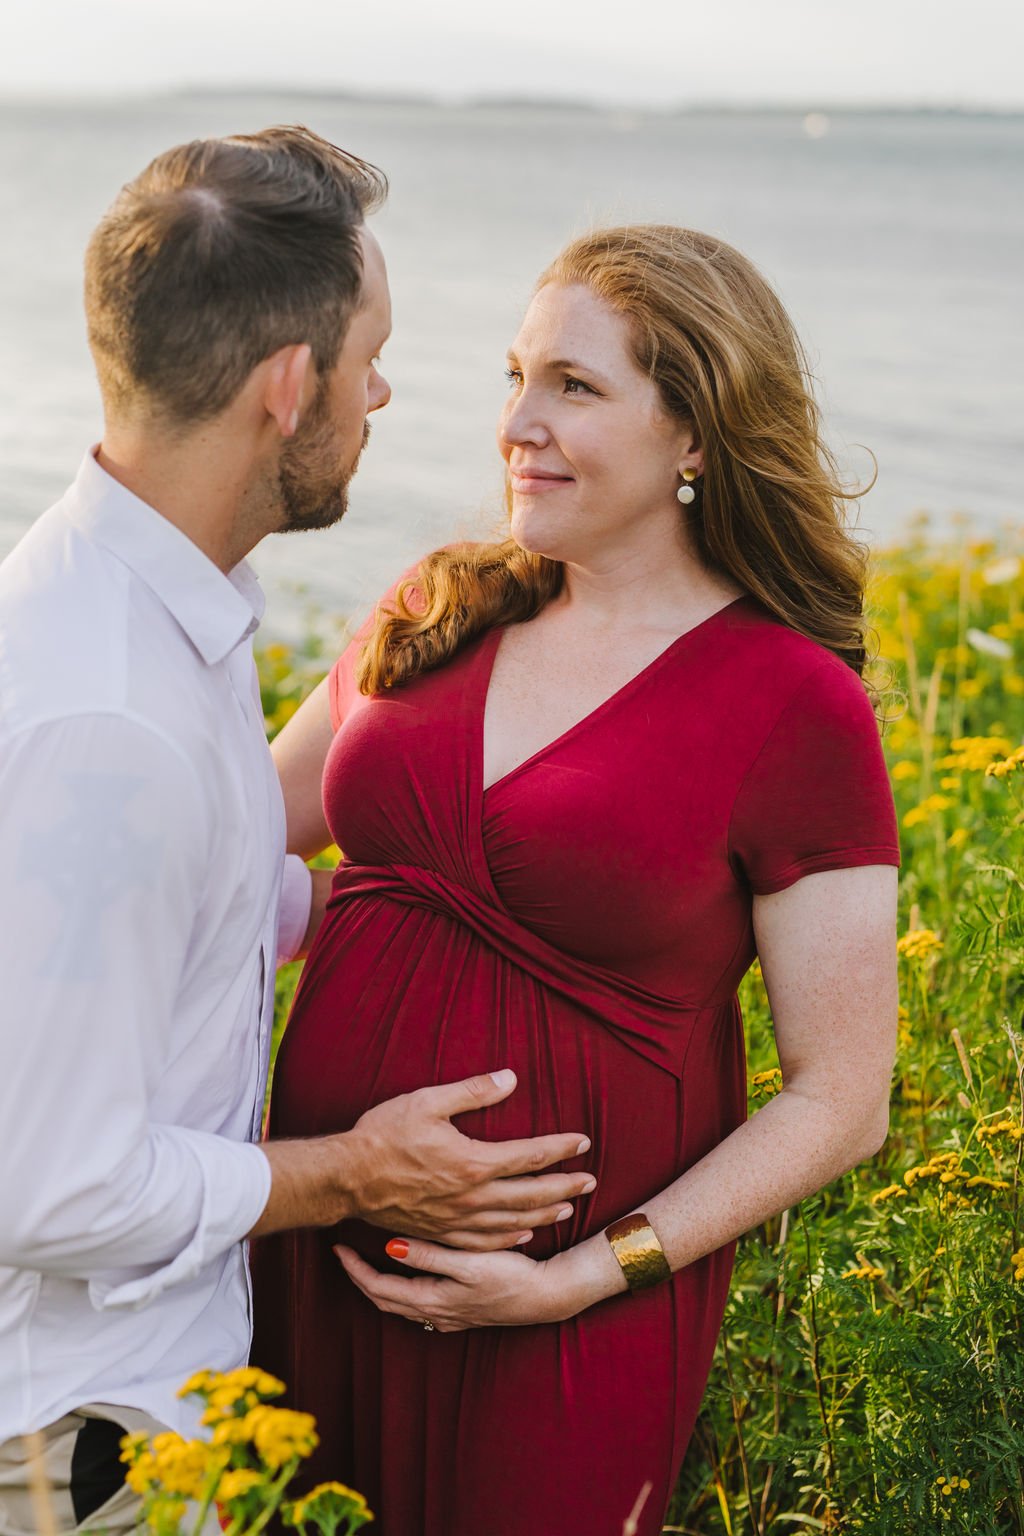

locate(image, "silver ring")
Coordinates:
421 1318 435 1331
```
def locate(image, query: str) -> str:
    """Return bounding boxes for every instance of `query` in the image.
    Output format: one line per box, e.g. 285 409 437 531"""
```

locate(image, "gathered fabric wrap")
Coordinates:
329 860 706 1078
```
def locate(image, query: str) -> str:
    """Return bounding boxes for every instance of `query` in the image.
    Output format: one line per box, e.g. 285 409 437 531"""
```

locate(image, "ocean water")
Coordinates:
1 94 1022 635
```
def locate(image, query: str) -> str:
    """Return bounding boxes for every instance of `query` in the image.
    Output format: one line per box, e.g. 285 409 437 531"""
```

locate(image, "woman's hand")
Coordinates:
334 1234 624 1332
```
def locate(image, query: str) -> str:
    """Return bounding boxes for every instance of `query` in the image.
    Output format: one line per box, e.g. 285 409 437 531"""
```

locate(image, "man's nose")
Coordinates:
370 374 392 412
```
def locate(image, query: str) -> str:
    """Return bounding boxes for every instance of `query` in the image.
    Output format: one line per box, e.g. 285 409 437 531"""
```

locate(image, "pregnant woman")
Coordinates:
252 225 900 1535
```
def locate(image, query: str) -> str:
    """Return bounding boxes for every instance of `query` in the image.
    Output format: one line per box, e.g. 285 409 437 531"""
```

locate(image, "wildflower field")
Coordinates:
262 530 1024 1535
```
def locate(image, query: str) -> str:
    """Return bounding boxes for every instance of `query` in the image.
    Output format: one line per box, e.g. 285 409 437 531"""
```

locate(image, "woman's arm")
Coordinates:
272 674 336 860
335 863 898 1327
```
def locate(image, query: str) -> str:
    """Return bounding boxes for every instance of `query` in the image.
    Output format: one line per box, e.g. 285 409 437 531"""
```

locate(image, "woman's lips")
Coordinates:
509 470 574 494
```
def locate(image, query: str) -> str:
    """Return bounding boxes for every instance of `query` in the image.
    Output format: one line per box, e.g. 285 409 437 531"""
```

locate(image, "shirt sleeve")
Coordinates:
728 657 901 895
276 853 313 964
0 713 271 1309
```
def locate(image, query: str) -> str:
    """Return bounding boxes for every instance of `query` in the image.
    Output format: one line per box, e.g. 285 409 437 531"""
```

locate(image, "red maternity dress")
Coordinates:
252 592 899 1536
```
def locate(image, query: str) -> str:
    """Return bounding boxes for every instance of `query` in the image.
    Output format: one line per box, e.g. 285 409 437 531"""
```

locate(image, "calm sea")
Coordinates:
1 94 1022 635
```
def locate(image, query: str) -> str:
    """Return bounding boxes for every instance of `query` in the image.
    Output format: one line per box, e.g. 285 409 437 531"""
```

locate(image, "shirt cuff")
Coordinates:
88 1136 272 1312
277 854 313 963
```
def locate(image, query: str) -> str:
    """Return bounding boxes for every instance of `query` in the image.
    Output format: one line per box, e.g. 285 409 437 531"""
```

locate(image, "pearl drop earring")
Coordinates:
677 469 698 505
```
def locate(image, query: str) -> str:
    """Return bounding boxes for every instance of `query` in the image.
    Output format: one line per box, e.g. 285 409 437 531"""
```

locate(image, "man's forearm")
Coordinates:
249 1134 360 1236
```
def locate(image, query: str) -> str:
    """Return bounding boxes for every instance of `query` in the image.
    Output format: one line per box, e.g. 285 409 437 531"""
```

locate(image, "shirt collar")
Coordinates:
64 448 265 666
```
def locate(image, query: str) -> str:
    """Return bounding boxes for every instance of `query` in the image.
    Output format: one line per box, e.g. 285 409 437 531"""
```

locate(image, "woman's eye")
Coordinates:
504 366 523 389
564 376 594 395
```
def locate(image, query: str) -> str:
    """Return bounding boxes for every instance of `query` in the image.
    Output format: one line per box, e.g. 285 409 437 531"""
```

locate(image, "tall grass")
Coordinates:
262 529 1024 1534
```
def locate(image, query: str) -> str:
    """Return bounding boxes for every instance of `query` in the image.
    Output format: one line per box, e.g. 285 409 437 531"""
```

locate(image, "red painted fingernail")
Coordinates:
386 1239 410 1259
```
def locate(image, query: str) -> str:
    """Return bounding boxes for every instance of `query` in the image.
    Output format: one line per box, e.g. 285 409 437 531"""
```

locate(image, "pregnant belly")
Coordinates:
269 894 744 1264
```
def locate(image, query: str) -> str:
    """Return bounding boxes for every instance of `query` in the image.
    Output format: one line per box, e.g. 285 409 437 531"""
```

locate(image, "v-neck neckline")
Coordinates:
479 594 751 798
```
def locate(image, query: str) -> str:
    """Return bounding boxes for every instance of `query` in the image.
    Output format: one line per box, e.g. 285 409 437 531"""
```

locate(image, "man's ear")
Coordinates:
263 343 315 438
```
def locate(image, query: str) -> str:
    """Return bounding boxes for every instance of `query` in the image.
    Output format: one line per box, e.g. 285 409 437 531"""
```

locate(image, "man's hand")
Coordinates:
250 1069 596 1248
345 1070 596 1249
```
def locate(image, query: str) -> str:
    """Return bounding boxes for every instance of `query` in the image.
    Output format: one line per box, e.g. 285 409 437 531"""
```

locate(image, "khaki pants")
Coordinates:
0 1404 220 1536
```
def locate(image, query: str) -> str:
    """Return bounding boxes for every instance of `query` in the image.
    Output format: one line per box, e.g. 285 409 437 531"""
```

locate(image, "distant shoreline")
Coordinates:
0 88 1021 120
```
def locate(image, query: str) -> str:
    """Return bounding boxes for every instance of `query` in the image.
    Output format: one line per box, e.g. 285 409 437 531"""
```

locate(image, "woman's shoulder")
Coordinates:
716 594 871 713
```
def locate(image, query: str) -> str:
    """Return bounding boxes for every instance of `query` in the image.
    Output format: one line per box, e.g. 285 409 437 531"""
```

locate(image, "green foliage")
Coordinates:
259 533 1024 1535
670 534 1024 1536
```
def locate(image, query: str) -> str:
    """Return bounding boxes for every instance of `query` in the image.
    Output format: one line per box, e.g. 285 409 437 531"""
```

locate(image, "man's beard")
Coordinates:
278 387 371 533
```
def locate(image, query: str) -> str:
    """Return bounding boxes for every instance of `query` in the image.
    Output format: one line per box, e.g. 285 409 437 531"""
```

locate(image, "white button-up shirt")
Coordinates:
0 450 312 1440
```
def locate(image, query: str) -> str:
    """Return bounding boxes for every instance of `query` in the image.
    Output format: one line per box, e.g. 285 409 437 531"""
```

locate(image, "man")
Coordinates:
0 126 592 1534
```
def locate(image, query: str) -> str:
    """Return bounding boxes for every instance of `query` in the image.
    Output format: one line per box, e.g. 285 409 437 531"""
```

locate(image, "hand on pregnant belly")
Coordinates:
334 1225 628 1332
345 1069 597 1249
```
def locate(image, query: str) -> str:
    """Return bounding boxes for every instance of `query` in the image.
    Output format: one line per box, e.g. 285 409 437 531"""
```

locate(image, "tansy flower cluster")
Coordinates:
900 1151 1011 1199
1011 1248 1024 1282
896 929 944 962
840 1262 885 1282
902 794 953 829
120 1369 373 1535
871 1184 909 1205
749 1068 782 1100
976 1117 1024 1144
938 735 1014 772
986 744 1024 779
935 1475 971 1496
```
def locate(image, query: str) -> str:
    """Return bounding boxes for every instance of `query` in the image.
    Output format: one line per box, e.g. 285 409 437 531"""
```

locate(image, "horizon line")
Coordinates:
1 83 1022 116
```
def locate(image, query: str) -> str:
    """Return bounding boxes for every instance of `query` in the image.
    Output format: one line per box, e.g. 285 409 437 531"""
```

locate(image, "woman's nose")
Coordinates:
500 391 549 448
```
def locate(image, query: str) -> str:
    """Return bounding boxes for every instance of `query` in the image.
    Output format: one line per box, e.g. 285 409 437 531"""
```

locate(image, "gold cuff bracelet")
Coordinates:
604 1212 672 1292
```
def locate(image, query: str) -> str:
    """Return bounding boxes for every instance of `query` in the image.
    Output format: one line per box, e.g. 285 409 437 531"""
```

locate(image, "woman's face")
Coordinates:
497 282 701 565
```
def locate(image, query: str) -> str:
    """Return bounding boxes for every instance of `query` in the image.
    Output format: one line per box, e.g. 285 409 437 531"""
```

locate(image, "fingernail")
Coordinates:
576 1137 591 1155
581 1177 597 1194
386 1239 410 1259
515 1232 533 1245
490 1069 516 1090
556 1206 573 1222
288 409 298 434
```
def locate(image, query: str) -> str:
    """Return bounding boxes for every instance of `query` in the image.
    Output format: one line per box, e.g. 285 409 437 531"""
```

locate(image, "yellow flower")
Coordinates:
986 745 1024 779
125 1452 158 1496
840 1263 885 1281
905 1153 961 1187
750 1068 782 1100
289 1481 374 1526
977 1118 1023 1142
178 1370 214 1399
148 1435 214 1500
1011 1247 1024 1282
871 1184 908 1204
218 1367 286 1397
965 1176 1011 1190
119 1431 150 1465
947 827 969 849
891 759 920 781
939 776 960 790
218 1469 264 1502
958 677 983 698
896 929 943 961
251 1408 319 1470
940 734 1014 771
902 794 954 828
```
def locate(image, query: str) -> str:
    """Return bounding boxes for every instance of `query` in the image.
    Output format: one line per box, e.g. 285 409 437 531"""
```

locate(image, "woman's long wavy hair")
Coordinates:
357 224 873 695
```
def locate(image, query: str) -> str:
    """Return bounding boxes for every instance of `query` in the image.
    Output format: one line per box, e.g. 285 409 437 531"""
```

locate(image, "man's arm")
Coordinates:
251 1069 595 1248
0 714 271 1303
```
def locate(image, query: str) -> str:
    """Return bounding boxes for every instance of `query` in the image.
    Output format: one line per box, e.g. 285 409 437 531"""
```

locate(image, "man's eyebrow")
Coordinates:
505 350 611 387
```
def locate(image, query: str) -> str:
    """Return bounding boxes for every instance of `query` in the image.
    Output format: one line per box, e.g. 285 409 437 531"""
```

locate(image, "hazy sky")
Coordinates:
5 0 1023 108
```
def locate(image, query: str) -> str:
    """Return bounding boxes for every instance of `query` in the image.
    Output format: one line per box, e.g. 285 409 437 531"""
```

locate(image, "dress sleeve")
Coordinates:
728 658 900 895
327 568 425 731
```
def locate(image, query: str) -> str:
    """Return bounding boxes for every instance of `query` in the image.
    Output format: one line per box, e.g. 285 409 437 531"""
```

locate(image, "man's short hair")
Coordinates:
84 125 387 425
